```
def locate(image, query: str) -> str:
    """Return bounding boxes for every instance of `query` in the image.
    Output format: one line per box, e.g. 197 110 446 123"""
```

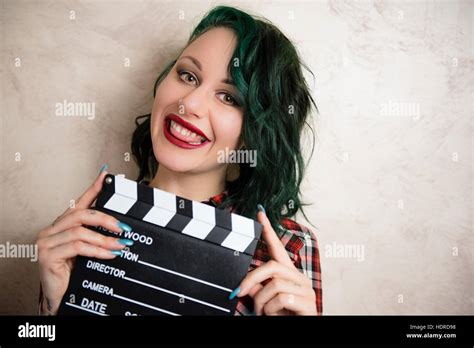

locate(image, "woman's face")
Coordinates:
150 27 244 175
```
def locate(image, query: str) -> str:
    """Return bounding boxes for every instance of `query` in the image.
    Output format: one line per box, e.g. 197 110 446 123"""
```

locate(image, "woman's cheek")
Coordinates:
213 113 243 149
151 81 177 136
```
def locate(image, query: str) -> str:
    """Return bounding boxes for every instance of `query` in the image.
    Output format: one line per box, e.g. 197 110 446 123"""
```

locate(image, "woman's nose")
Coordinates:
178 86 210 119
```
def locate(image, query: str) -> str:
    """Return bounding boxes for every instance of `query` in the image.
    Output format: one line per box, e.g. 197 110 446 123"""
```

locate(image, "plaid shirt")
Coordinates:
39 187 323 316
206 191 323 316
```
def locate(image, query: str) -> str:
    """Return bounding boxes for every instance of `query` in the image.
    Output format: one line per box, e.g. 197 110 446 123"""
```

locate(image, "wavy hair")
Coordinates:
131 5 317 234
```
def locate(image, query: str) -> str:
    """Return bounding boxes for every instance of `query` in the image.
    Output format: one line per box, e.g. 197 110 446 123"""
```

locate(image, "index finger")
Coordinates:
257 207 294 268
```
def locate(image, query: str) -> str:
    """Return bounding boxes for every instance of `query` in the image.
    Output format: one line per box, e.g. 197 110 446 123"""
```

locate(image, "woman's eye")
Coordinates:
178 70 239 107
219 93 239 106
178 70 198 85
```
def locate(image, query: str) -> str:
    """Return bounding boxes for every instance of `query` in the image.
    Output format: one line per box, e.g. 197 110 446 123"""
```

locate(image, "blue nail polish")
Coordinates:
110 250 124 256
117 239 134 246
99 163 108 174
257 204 266 214
249 311 256 316
228 287 241 300
117 221 132 232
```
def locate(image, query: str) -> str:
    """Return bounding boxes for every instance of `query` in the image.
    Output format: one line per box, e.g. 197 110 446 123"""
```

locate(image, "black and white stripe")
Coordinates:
96 174 262 256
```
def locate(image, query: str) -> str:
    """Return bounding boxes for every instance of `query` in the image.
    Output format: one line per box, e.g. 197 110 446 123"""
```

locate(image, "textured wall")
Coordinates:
1 0 472 314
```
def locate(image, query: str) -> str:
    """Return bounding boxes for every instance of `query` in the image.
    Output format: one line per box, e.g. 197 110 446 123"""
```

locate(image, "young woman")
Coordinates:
37 6 322 316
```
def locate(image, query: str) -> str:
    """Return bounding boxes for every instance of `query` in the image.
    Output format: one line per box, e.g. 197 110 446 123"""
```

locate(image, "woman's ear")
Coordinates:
225 138 245 182
226 162 240 182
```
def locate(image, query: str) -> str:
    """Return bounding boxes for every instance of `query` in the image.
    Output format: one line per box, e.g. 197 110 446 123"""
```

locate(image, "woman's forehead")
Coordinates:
181 27 237 66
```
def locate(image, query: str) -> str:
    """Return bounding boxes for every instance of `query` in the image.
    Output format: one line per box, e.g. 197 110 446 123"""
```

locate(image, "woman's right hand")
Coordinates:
36 168 134 315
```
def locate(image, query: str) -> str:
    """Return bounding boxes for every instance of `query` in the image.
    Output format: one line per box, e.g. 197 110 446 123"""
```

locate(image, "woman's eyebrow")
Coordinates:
179 55 235 86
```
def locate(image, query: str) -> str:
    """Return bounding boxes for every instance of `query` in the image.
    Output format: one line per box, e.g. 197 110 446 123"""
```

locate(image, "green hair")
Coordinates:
131 5 317 235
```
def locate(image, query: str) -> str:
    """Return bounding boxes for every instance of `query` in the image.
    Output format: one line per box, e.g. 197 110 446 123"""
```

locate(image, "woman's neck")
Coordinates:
148 165 227 202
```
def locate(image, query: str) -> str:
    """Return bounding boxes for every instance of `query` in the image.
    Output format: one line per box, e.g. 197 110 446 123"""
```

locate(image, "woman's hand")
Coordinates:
36 167 133 315
234 206 317 315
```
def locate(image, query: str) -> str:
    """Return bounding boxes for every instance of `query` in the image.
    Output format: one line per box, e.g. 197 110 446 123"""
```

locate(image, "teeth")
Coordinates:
169 120 207 144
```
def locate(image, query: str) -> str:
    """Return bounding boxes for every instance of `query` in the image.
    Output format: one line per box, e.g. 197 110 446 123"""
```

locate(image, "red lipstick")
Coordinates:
163 114 211 150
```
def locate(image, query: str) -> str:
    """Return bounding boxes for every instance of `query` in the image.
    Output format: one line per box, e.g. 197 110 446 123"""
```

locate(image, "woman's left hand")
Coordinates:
235 207 317 315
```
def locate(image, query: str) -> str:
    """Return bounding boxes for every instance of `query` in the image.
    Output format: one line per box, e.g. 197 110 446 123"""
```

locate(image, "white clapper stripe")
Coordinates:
142 187 177 226
153 188 177 212
192 201 216 225
115 176 138 199
182 219 214 239
231 214 255 238
103 176 139 214
182 201 216 239
221 232 254 253
104 194 136 214
143 206 176 227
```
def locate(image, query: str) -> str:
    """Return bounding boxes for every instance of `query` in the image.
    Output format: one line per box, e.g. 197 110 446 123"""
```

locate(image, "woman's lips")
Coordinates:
165 114 210 141
163 119 210 149
169 120 206 143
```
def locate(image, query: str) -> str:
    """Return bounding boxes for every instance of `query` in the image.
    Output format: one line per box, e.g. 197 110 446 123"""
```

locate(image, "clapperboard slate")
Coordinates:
58 174 262 316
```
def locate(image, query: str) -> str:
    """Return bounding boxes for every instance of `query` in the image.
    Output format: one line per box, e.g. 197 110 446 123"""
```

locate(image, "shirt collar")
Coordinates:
203 190 229 207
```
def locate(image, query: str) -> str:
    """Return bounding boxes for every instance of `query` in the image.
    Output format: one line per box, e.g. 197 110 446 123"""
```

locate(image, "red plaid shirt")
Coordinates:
206 191 323 316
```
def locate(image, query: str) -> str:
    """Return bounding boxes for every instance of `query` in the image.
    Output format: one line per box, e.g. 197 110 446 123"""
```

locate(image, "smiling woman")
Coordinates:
131 6 322 316
36 5 322 317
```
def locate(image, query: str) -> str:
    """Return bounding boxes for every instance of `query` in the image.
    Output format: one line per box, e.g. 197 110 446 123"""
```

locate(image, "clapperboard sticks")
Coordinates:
58 174 262 316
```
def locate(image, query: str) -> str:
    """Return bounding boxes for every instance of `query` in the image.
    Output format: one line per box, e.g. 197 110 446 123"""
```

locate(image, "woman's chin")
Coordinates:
154 151 203 173
154 134 211 167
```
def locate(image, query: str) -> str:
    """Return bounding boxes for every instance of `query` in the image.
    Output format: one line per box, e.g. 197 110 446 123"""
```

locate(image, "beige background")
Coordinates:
1 0 472 314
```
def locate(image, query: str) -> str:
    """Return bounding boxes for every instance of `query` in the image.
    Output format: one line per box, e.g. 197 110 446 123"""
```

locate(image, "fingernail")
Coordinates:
228 287 241 300
99 163 108 174
117 239 134 246
249 311 256 316
117 221 132 232
110 250 124 256
257 204 266 214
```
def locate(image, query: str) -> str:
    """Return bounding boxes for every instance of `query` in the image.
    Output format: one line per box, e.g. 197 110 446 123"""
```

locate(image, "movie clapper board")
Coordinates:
58 174 262 316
